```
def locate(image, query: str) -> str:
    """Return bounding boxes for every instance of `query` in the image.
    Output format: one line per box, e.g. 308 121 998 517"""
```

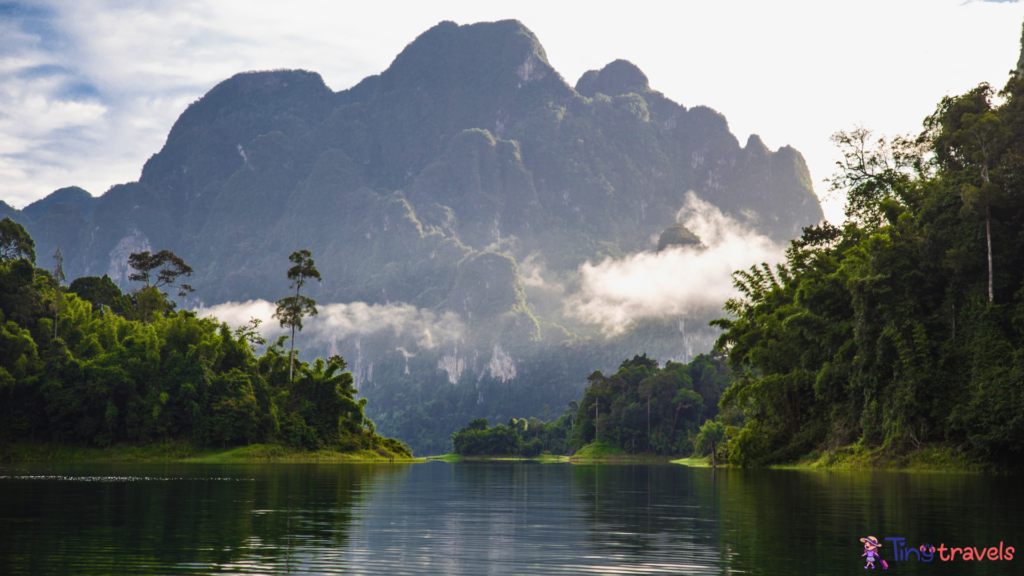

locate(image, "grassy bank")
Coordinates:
428 454 570 463
775 443 998 473
427 443 1004 472
670 456 719 467
429 443 679 464
671 443 1004 473
0 442 422 464
569 442 675 464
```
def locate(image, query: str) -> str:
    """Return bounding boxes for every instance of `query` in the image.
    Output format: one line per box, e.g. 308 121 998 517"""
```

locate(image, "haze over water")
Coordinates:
0 461 1020 575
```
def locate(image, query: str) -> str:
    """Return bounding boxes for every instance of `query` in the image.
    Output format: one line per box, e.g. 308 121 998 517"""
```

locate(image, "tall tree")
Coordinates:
926 84 1009 303
127 249 196 320
825 126 924 228
0 217 35 263
52 246 65 340
127 249 196 298
234 317 267 352
273 250 322 380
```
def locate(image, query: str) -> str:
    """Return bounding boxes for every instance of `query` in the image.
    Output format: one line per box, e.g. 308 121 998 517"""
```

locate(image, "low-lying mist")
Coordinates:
194 300 465 353
197 192 783 349
189 191 787 454
565 192 785 335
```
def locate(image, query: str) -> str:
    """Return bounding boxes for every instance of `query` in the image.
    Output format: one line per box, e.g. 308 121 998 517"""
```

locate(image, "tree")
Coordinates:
670 388 702 438
234 317 267 352
273 250 322 380
52 246 65 340
0 218 35 263
291 356 363 446
638 379 654 445
127 249 196 320
128 249 196 296
925 83 1010 303
566 400 578 431
824 126 924 228
694 418 728 468
68 275 135 318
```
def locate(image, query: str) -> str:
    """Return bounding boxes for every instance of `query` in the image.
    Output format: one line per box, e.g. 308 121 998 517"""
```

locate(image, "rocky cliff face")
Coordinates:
16 19 823 453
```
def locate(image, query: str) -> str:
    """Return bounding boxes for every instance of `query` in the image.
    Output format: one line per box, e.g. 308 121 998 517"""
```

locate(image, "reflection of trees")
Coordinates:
347 462 726 574
571 465 722 561
5 462 1016 575
715 469 1022 575
0 462 406 574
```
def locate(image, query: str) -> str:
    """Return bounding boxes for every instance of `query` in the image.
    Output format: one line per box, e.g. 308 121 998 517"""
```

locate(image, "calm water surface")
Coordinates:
0 461 1019 575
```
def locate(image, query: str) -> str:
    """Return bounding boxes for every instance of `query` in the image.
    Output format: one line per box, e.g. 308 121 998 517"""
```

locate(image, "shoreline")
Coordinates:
427 454 571 463
0 442 423 464
2 442 1004 473
677 443 1001 474
429 442 1007 473
771 443 998 474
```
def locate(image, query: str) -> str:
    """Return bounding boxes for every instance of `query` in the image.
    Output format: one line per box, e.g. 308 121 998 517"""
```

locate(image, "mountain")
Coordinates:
19 20 823 453
21 186 97 222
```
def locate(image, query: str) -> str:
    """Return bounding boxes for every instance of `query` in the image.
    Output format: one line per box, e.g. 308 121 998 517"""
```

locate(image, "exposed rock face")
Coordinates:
24 19 822 297
106 229 151 285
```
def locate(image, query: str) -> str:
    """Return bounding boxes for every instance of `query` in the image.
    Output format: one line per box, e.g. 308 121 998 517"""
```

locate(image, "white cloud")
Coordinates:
193 299 465 351
193 299 281 337
519 252 564 293
565 192 784 335
310 301 465 350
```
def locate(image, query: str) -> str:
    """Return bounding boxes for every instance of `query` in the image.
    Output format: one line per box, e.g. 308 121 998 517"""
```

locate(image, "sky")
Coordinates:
2 0 1023 225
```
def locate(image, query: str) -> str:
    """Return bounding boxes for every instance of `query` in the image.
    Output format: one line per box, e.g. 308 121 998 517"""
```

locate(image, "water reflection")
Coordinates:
342 462 722 575
714 468 1023 575
569 465 721 570
0 463 404 575
0 462 1020 575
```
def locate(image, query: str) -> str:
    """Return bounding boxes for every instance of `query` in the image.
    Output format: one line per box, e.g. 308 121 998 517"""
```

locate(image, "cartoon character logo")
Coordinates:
861 536 889 569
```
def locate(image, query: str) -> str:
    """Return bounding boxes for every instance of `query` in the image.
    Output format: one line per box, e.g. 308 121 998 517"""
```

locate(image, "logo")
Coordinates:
860 536 1014 566
884 538 1014 562
861 536 888 569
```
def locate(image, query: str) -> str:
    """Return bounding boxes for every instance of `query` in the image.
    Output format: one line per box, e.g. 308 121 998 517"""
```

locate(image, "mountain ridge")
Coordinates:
11 19 824 452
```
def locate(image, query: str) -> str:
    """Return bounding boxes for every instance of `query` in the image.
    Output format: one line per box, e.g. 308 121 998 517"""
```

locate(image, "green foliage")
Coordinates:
571 353 729 455
127 249 196 301
450 352 730 457
0 217 36 264
68 275 135 318
274 249 321 380
0 255 409 457
451 411 577 456
452 420 521 456
711 74 1024 466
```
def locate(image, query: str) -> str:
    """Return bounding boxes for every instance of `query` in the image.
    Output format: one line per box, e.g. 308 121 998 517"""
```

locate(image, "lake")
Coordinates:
0 461 1019 575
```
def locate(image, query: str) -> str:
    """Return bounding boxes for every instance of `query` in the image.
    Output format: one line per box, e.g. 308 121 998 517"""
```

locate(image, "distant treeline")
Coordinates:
452 353 729 457
0 234 410 457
